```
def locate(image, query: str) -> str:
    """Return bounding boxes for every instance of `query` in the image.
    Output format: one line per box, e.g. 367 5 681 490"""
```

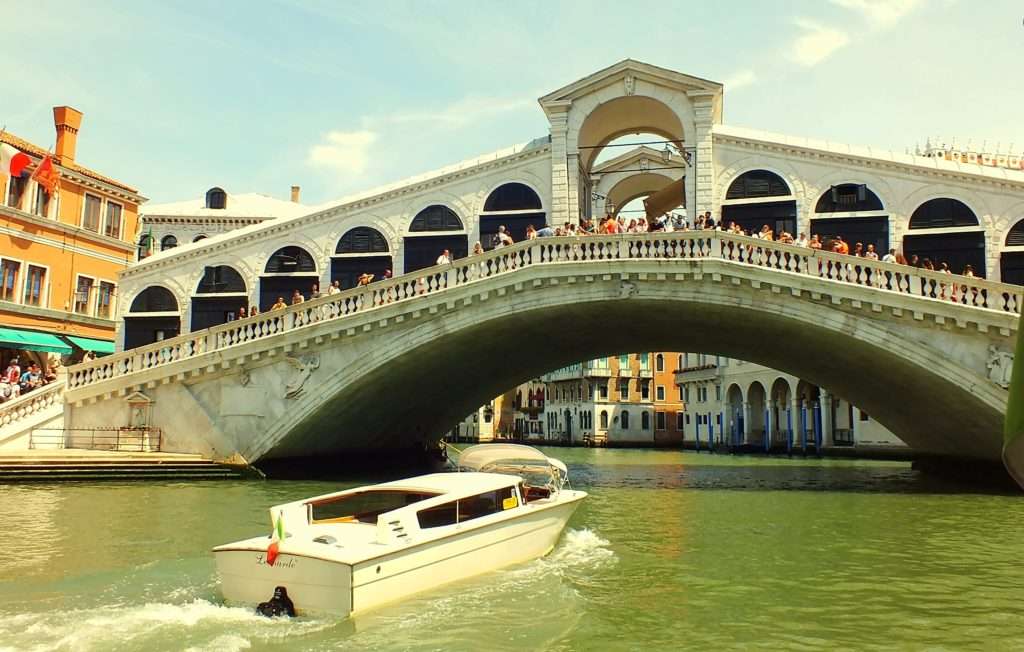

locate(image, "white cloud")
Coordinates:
829 0 923 28
364 95 533 128
307 130 377 176
723 70 757 91
788 19 851 67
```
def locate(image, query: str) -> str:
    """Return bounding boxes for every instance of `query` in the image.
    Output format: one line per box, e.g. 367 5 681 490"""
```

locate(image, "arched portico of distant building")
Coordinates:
746 381 766 448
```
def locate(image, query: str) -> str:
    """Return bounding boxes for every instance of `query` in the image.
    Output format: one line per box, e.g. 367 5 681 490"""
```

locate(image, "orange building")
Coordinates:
0 106 144 370
652 352 685 445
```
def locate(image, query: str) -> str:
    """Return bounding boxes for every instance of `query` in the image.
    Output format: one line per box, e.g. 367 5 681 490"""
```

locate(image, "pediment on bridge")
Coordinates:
591 145 687 176
539 59 722 116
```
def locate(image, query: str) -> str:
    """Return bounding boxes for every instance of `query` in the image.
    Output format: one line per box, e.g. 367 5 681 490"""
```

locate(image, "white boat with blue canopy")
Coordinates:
213 444 586 617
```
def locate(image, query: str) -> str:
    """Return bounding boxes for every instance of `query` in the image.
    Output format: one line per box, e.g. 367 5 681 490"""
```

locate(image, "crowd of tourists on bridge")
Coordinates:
230 209 984 327
469 212 979 280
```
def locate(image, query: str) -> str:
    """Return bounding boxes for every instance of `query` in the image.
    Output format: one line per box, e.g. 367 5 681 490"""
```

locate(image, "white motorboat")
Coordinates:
213 444 586 616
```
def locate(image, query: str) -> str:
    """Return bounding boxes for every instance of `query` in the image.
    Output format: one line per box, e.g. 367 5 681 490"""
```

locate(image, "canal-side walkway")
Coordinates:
0 449 248 481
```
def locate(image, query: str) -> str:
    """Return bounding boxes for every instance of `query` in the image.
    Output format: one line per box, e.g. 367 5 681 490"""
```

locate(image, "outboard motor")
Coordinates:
256 586 296 618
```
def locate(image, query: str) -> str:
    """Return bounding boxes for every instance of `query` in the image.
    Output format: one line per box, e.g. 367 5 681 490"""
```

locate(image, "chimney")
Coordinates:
290 185 301 203
53 106 83 165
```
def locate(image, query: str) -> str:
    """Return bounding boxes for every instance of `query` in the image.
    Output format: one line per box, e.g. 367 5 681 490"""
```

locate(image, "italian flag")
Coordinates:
1 143 31 178
266 511 285 566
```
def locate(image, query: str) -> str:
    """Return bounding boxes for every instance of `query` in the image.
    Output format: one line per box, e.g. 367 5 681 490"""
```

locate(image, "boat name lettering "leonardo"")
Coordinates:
255 554 297 568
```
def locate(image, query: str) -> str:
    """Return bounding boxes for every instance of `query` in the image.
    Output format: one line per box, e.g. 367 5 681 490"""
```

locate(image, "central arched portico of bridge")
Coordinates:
64 234 1019 477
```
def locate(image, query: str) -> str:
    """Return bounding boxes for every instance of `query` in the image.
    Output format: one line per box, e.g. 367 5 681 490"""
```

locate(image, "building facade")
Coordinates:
1 106 144 370
542 354 663 446
139 186 307 258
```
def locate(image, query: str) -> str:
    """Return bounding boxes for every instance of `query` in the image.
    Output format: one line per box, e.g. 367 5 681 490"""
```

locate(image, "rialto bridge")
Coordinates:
56 233 1022 480
3 59 1021 481
115 59 1024 356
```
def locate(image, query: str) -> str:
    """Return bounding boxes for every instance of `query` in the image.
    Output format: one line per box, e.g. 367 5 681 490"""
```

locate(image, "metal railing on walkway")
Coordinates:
65 231 1024 395
29 426 162 452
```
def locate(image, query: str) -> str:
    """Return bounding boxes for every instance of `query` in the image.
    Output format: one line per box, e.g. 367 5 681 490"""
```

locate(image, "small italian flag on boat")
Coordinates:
266 511 285 566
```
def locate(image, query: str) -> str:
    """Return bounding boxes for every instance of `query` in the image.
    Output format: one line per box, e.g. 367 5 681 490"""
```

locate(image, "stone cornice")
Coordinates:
713 132 1024 193
119 144 551 282
59 167 147 204
142 216 267 226
0 299 117 330
0 205 136 254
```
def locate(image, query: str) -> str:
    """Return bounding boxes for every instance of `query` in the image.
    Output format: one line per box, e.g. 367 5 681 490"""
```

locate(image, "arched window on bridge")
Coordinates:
903 198 985 277
721 170 796 237
812 183 888 259
1000 218 1024 285
332 227 393 291
192 265 248 331
260 246 318 311
480 182 545 249
124 286 180 350
161 235 178 251
404 205 468 274
193 234 208 243
205 187 227 210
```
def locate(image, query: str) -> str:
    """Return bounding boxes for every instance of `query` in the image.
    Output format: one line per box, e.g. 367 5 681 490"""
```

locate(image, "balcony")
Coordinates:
674 364 718 384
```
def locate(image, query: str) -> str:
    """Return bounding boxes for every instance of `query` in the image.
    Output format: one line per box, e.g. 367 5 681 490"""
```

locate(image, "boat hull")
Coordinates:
214 490 585 617
214 547 353 616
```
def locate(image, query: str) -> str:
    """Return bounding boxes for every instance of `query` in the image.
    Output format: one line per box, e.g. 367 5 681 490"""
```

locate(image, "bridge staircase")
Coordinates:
0 450 247 481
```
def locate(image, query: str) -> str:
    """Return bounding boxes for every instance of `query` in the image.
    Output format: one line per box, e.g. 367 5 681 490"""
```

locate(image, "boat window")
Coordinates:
417 487 517 528
309 490 438 524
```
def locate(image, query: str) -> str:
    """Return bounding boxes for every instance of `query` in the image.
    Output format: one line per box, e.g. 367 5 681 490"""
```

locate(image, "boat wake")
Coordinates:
0 598 333 652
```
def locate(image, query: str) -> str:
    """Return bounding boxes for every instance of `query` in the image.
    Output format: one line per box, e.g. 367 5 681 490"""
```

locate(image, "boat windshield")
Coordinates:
308 490 439 524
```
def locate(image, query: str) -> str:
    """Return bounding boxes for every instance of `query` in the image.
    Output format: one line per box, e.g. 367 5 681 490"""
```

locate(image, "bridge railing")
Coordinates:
0 380 65 431
66 231 1022 394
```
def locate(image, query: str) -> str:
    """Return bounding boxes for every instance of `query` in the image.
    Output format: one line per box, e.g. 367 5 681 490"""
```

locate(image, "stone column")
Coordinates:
689 93 716 216
742 400 752 445
547 103 572 227
820 390 835 447
791 397 803 451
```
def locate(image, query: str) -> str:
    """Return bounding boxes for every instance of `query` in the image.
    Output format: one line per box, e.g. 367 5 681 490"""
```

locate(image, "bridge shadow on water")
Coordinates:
566 453 1020 495
255 447 1018 495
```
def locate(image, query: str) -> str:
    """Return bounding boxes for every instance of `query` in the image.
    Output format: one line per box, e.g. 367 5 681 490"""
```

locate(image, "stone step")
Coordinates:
0 468 244 481
0 454 247 481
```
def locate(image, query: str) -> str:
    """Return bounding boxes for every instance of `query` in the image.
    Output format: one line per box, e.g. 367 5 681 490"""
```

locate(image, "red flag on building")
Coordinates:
31 153 59 195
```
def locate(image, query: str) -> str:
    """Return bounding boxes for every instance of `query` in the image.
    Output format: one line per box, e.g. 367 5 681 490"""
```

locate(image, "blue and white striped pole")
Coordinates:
813 403 823 452
786 408 792 455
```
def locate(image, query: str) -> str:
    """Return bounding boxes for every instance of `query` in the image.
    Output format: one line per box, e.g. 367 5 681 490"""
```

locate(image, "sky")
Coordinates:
6 0 1023 206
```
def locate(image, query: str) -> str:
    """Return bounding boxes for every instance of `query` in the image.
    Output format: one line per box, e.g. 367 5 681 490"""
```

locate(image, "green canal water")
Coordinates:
1 449 1023 651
